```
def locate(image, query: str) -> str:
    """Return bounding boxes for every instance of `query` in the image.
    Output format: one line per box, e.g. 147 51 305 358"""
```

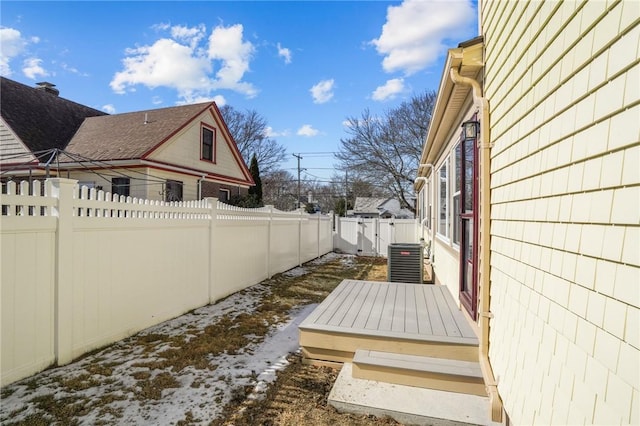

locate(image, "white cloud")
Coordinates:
110 38 213 97
22 57 48 79
175 93 227 106
371 78 406 101
0 27 28 76
110 23 257 103
61 63 88 77
208 24 257 97
297 124 319 137
310 79 334 104
152 23 171 32
102 104 116 114
211 94 226 106
277 43 291 64
372 0 476 75
171 24 206 49
265 126 291 138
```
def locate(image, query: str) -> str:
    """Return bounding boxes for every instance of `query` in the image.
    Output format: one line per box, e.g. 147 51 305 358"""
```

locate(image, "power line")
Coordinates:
290 151 337 155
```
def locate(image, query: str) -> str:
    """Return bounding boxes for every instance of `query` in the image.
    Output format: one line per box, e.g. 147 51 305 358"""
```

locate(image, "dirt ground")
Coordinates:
1 254 399 426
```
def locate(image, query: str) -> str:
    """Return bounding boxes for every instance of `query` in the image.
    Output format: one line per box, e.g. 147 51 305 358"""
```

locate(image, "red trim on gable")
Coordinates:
44 162 252 187
208 103 254 185
142 159 253 186
0 160 41 169
140 103 213 159
138 102 254 187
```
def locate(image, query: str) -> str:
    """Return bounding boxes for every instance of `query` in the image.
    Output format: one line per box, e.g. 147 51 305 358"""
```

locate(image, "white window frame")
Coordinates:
452 142 462 248
219 188 230 202
437 157 450 241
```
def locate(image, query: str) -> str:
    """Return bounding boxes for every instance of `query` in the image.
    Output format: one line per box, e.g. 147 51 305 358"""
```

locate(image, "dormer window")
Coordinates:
202 126 215 162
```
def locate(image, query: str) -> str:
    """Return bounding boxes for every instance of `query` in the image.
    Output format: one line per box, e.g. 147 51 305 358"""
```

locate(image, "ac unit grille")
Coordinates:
387 243 424 284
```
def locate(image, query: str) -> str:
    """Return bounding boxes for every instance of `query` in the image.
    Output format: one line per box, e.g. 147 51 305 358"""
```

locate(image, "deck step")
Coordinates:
352 350 486 396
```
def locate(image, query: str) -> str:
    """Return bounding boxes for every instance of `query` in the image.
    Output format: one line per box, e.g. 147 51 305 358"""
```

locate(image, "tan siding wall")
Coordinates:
68 168 202 201
69 170 145 200
483 0 639 424
150 112 247 180
0 121 34 164
139 168 199 201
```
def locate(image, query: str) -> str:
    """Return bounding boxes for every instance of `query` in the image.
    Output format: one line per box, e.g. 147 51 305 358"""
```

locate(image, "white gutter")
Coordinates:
450 67 502 422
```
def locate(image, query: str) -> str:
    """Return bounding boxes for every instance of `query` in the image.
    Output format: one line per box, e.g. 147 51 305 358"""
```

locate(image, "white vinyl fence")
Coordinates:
333 217 418 256
1 178 333 386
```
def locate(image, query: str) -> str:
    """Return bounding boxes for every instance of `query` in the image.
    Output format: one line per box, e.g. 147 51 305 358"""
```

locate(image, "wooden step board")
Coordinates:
299 280 480 365
352 350 486 397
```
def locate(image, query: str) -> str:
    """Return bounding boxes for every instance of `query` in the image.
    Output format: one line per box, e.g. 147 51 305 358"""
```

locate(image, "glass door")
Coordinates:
459 122 479 320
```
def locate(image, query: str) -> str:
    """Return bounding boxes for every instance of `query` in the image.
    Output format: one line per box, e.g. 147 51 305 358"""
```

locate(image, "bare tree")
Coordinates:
262 169 297 210
218 105 287 174
335 90 436 212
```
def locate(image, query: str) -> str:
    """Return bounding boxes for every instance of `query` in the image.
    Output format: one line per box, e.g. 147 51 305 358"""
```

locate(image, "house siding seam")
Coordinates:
482 0 639 425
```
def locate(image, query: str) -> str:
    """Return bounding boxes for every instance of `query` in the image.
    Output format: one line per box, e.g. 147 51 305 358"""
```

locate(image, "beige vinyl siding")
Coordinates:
482 0 639 424
150 111 247 181
68 169 151 201
67 168 201 201
0 120 35 164
142 168 199 201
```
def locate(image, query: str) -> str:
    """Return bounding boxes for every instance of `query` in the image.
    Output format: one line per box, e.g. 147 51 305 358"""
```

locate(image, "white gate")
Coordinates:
334 217 417 256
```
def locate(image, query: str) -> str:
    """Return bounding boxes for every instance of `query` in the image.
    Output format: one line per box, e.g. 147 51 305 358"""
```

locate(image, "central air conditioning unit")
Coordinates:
387 243 424 284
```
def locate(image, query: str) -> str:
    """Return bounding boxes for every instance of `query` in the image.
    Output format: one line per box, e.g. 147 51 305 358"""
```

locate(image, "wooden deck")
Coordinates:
299 280 479 363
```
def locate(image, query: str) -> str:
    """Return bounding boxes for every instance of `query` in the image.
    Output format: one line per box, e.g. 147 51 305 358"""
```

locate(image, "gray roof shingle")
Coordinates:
0 77 107 153
64 102 213 161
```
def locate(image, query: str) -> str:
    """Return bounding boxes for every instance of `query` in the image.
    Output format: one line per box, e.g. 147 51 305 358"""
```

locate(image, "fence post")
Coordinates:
333 212 339 252
205 197 218 304
317 214 321 259
298 208 304 266
266 205 274 278
49 178 77 365
328 210 335 253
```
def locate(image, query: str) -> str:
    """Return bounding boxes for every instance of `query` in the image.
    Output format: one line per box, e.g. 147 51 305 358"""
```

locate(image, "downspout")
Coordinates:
197 175 205 200
450 67 502 422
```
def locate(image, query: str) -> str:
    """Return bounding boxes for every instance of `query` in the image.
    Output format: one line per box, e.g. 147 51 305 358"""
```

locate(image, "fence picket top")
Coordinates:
4 180 16 195
20 180 30 195
33 181 42 197
4 179 321 221
44 180 53 196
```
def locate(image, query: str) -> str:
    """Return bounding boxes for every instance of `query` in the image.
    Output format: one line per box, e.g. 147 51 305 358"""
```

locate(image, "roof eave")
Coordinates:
416 40 484 189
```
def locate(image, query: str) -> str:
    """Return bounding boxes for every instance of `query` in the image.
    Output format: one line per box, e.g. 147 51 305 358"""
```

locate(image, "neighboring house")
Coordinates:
416 1 638 425
0 78 107 170
0 77 254 202
351 196 414 219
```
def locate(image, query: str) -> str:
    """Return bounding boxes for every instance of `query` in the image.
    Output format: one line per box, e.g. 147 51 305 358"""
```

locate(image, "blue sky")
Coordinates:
1 1 478 182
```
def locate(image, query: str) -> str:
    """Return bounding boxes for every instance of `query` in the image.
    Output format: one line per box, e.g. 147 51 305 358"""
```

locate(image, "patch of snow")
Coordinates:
282 266 308 277
0 285 323 425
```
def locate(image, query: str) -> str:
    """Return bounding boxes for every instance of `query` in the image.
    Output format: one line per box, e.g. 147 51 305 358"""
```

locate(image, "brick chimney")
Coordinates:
35 82 59 96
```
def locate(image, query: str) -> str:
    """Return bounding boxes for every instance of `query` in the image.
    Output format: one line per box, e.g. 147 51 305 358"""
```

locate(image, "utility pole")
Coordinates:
344 170 348 217
292 153 302 209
